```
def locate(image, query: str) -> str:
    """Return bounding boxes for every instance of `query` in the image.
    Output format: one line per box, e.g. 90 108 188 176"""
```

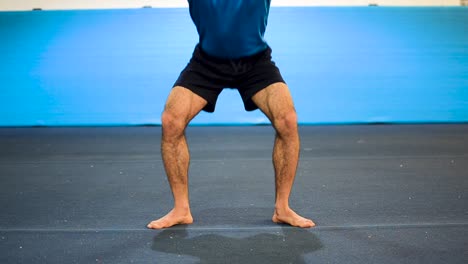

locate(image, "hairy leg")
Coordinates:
252 82 315 228
147 86 207 229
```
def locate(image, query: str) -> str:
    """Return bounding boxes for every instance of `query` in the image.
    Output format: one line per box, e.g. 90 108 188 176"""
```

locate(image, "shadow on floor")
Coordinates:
151 225 323 263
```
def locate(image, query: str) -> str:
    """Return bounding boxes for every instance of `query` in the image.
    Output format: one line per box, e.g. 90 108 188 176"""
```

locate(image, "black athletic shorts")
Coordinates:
173 44 285 112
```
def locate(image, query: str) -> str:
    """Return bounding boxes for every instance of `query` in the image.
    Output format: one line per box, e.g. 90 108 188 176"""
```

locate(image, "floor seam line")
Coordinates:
1 223 467 232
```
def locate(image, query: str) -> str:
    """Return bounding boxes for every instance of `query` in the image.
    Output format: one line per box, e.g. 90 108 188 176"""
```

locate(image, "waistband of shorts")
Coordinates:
195 44 270 63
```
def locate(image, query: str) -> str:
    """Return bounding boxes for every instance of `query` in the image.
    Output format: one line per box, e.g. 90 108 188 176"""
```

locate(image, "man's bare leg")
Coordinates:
252 82 315 228
147 86 207 229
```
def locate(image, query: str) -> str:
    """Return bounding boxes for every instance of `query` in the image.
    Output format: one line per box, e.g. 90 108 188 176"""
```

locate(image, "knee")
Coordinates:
272 110 298 137
161 110 186 137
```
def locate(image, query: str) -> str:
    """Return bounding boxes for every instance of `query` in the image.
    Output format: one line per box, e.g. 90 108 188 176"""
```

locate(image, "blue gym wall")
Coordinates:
1 7 467 126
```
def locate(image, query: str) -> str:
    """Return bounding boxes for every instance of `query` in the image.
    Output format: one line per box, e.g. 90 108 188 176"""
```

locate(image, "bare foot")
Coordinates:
147 209 193 229
272 207 316 228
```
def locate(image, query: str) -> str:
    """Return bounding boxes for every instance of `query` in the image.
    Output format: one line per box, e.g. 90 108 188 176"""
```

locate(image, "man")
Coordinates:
147 0 315 229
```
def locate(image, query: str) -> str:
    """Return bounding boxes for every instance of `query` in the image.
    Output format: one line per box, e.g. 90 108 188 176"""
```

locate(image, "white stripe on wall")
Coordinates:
0 0 461 11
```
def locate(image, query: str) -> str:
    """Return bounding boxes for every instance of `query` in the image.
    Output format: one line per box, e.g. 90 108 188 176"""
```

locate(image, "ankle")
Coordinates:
173 205 191 214
274 204 291 214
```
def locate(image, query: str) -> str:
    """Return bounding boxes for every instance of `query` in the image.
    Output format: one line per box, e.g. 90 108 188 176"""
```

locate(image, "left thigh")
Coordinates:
251 82 297 123
237 48 285 112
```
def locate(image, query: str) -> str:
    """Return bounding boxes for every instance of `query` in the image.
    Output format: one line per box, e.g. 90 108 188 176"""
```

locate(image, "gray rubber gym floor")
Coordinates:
1 125 467 263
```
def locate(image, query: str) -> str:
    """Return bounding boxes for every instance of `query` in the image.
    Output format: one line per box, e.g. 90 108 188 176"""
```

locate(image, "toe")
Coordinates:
147 221 163 229
305 220 316 228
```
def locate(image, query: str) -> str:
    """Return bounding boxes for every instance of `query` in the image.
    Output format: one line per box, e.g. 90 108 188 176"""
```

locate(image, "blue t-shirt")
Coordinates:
188 0 270 59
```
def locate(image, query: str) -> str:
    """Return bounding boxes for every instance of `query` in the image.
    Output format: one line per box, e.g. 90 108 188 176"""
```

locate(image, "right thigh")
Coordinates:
173 45 229 113
163 86 208 126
